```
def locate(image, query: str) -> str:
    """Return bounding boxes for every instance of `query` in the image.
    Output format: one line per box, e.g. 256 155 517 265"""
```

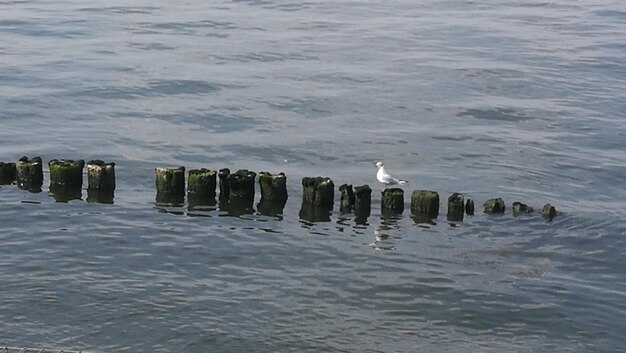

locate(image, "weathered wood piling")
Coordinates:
87 160 116 191
16 156 43 191
381 188 404 214
302 177 334 208
354 185 372 218
49 159 85 187
411 190 439 217
257 172 287 216
339 184 354 212
447 193 464 222
155 166 185 204
0 162 16 184
187 168 217 207
484 198 506 214
218 168 231 200
228 169 256 201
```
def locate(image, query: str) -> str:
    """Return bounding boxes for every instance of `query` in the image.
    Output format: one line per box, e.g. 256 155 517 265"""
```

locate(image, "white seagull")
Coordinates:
375 161 408 187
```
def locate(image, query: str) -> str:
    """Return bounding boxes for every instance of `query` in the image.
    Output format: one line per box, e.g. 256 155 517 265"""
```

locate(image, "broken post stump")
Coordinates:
155 166 185 204
87 160 116 191
49 159 85 187
411 190 439 217
465 199 475 215
447 193 464 222
512 202 533 215
16 156 43 191
354 185 372 218
542 203 557 220
381 188 404 214
0 162 16 184
302 177 334 208
339 184 354 213
484 198 506 214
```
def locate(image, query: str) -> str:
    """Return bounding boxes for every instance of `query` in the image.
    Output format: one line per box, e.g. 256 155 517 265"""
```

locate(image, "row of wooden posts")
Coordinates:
0 157 557 221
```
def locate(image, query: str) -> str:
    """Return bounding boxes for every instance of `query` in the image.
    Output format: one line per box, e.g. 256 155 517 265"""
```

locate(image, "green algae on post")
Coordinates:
512 201 533 215
49 159 85 188
542 203 557 220
354 185 372 218
16 156 44 191
87 160 115 191
188 169 217 198
411 190 439 217
228 169 256 201
465 199 475 215
484 198 506 214
447 193 464 222
339 184 354 213
302 177 334 208
258 172 287 202
155 166 186 196
0 162 16 184
381 188 404 214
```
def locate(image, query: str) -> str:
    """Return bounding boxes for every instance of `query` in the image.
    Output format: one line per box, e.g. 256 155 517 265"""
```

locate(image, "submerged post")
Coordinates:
0 162 16 184
411 190 440 218
155 166 185 204
381 188 404 214
49 159 85 187
447 193 464 222
512 201 533 215
354 185 372 218
484 198 506 214
542 203 557 220
339 184 354 213
16 156 43 191
302 177 334 208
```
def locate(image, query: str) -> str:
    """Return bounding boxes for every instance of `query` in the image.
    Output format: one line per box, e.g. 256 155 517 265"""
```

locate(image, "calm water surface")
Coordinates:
1 0 625 352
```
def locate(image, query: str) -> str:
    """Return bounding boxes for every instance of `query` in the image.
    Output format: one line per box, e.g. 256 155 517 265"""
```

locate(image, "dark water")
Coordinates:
1 0 626 352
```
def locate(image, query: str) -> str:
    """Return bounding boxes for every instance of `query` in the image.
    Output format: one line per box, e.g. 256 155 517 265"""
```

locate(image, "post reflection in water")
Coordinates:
87 189 114 204
371 213 403 251
257 198 286 219
299 202 332 223
220 197 255 217
49 185 82 203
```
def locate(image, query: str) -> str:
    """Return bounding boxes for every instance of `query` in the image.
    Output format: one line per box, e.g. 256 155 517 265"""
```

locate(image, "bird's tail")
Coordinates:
399 180 408 185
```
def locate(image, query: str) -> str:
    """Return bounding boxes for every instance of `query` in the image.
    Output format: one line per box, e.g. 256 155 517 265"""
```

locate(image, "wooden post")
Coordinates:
382 188 404 214
16 156 43 192
484 198 505 214
411 190 439 217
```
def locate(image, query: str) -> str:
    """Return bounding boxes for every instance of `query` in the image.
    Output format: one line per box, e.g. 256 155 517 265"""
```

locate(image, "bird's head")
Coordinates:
375 161 384 168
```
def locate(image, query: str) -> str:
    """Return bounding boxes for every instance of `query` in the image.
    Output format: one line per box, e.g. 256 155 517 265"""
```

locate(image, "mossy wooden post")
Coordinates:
465 199 475 215
447 193 464 222
354 185 372 218
302 177 334 208
155 166 185 204
411 190 439 218
542 203 557 220
339 184 354 213
484 198 505 214
49 159 85 187
218 168 230 200
0 162 16 184
512 202 533 215
381 188 404 214
16 156 43 191
188 168 217 207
